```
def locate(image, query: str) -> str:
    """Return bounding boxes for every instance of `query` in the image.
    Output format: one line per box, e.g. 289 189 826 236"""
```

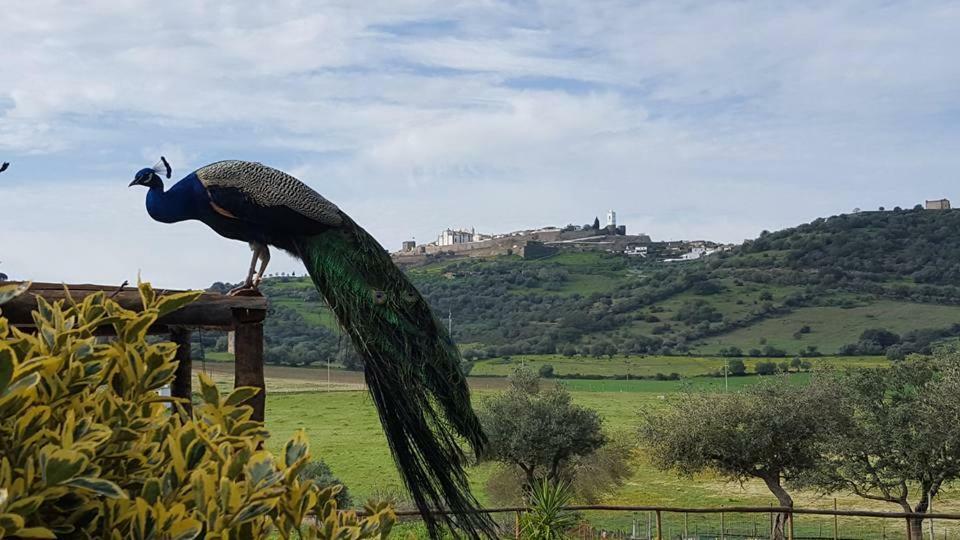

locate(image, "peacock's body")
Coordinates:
130 158 494 538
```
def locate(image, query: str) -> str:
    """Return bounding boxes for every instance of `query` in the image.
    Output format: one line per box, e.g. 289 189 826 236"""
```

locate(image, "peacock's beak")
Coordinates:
128 179 139 187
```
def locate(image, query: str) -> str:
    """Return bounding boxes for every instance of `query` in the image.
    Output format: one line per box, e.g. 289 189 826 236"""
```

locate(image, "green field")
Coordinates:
253 369 960 536
695 301 960 355
470 354 886 378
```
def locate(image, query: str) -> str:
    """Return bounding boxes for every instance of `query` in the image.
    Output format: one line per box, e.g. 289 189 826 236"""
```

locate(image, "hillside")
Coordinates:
209 208 960 369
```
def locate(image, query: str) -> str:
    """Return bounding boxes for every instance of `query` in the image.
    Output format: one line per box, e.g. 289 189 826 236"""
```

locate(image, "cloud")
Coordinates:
1 0 959 287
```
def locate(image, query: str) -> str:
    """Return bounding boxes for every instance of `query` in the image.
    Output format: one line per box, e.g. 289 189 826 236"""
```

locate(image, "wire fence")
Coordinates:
386 504 960 540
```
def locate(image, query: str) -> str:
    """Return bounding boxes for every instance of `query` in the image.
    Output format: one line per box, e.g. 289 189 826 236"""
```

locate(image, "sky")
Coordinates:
1 1 959 288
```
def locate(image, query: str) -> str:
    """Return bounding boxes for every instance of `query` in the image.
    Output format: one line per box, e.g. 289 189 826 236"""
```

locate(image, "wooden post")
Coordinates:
233 308 266 422
169 327 192 414
515 510 521 540
656 510 662 540
684 512 689 540
720 510 725 540
788 511 794 540
907 518 913 540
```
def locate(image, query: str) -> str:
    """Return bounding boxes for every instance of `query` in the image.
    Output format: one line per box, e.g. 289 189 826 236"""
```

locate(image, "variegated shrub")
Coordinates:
0 281 394 539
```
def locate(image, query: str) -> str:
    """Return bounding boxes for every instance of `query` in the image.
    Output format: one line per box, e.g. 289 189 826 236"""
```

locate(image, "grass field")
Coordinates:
239 365 960 537
186 357 960 536
695 300 960 355
470 354 887 378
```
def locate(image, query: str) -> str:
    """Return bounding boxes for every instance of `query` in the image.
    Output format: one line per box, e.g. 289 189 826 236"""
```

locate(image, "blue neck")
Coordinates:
145 175 202 223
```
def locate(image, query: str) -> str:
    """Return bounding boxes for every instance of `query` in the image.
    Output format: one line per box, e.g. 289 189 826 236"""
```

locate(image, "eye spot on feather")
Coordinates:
402 291 418 303
372 290 388 305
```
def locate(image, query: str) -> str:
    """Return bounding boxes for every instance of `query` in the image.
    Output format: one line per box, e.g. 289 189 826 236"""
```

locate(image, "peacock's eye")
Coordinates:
372 290 388 304
402 291 418 303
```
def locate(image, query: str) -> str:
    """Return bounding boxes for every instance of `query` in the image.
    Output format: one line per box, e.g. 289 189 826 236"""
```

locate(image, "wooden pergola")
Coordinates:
3 282 269 421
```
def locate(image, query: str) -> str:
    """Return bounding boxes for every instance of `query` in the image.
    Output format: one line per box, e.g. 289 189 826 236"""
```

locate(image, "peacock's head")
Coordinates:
129 156 171 188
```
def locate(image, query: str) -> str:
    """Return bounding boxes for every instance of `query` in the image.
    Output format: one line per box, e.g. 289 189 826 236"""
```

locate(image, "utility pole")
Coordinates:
448 309 453 335
724 362 729 392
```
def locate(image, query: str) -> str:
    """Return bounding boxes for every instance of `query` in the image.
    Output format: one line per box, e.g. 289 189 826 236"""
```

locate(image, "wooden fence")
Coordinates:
384 505 960 540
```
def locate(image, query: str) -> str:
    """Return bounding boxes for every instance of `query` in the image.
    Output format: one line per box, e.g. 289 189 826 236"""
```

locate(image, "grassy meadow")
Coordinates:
469 354 886 378
194 353 960 537
695 300 960 355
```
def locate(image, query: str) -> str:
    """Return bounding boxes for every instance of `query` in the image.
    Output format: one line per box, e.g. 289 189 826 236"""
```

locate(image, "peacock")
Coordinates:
130 157 494 538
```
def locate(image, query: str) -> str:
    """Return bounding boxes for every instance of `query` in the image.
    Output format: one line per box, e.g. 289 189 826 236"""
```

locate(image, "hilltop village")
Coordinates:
391 210 733 266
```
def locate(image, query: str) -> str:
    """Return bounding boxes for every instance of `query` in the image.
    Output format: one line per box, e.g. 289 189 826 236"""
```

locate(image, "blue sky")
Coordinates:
2 1 959 288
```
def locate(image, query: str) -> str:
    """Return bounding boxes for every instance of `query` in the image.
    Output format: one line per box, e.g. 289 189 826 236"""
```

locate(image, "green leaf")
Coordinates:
0 347 13 394
2 372 39 398
284 431 309 468
224 386 260 407
123 312 157 343
42 449 87 485
137 278 156 310
198 372 220 405
6 495 43 516
0 281 30 306
13 527 57 539
155 290 202 318
64 477 127 499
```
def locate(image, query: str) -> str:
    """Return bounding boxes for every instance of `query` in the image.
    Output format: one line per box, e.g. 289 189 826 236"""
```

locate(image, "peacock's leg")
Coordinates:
243 244 259 286
253 245 271 286
227 243 265 295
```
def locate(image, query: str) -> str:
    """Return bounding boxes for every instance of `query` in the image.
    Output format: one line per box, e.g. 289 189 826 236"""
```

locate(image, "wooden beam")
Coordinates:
169 327 192 415
233 308 265 422
2 282 267 330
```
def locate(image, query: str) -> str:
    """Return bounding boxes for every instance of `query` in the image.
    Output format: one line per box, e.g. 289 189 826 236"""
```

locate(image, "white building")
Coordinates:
606 210 617 228
437 228 475 246
664 246 718 262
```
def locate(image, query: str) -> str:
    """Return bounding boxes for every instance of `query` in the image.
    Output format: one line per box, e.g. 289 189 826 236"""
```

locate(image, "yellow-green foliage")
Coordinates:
0 281 394 539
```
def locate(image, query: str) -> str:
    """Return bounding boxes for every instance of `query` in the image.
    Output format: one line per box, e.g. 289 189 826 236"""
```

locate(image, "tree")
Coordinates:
755 361 778 375
592 217 600 230
479 368 606 489
790 357 803 372
538 364 555 378
727 359 746 376
640 378 840 540
798 349 960 539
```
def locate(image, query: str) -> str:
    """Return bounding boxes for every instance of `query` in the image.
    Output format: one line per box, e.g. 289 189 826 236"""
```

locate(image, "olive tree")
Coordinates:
479 368 607 490
798 349 960 540
639 377 840 540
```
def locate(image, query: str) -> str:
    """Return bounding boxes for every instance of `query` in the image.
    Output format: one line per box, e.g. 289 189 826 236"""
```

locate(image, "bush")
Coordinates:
520 479 579 539
727 359 747 376
0 281 394 539
299 460 353 508
538 364 556 378
755 361 779 375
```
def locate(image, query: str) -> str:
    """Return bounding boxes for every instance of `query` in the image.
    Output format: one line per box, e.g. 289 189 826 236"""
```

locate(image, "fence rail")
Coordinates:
382 504 959 540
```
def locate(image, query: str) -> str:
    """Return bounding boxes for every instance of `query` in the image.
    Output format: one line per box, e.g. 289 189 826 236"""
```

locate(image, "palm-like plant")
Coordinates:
520 479 579 539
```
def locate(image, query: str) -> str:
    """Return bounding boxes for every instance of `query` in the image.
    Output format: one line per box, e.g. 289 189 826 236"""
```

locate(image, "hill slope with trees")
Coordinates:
208 208 960 367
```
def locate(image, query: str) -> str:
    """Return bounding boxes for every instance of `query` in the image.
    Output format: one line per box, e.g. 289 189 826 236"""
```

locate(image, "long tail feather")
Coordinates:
293 220 495 539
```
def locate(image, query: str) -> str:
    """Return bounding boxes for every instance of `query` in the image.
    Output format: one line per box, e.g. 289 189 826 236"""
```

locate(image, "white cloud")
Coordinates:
1 0 959 286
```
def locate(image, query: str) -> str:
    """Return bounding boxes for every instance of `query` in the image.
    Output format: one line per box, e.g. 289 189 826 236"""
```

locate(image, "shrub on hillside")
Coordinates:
755 361 779 375
0 281 393 539
727 359 747 376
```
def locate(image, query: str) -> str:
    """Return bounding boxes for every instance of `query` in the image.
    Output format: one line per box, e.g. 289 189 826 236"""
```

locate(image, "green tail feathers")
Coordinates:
293 220 495 539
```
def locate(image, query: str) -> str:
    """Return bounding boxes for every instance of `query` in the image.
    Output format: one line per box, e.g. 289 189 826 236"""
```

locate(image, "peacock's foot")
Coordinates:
227 284 261 297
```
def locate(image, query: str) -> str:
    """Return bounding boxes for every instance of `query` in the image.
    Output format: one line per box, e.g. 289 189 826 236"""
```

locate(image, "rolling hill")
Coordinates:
207 207 960 371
